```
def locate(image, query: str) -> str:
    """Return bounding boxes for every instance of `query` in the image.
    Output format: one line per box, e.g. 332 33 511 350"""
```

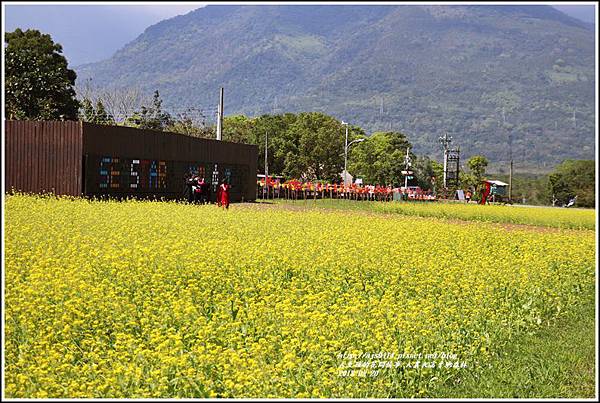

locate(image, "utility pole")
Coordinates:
503 106 513 201
404 147 411 189
573 106 577 129
439 133 452 188
216 87 224 140
264 130 268 199
509 160 513 201
342 121 349 186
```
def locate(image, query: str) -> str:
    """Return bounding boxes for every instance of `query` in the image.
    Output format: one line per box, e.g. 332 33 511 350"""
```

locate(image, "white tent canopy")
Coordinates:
485 180 509 186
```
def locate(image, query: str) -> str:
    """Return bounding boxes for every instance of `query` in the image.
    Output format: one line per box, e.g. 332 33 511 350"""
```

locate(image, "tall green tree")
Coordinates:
548 160 595 207
285 113 360 181
167 117 214 138
349 131 412 186
467 155 489 181
81 98 95 122
431 160 444 191
413 156 437 190
80 98 115 125
5 28 80 120
254 114 298 177
220 113 298 176
94 100 114 125
223 115 254 143
165 107 213 138
125 90 172 130
459 171 477 192
464 155 489 199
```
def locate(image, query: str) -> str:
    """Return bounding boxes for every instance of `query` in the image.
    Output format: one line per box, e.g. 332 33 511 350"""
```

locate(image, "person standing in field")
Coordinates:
192 176 203 203
187 174 199 203
218 181 231 209
466 190 472 203
198 177 208 204
184 173 195 203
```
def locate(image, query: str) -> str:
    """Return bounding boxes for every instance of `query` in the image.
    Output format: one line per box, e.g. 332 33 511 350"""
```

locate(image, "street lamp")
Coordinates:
347 138 365 148
341 121 365 186
341 121 349 186
347 138 366 178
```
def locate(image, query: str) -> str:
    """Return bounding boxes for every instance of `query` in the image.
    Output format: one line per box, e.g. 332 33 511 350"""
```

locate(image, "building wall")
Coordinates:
5 121 258 202
82 123 257 202
5 121 84 196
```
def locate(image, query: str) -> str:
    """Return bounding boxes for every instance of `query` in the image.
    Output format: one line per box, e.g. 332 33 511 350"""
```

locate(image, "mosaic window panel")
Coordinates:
99 157 111 189
97 157 167 190
224 167 232 184
187 164 206 179
158 161 167 188
149 161 158 188
92 156 249 197
130 160 140 189
138 160 151 189
99 157 123 189
110 157 121 189
211 164 219 186
198 165 206 181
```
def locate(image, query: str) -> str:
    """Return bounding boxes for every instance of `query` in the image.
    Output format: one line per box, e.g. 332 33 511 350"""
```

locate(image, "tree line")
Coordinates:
4 28 594 207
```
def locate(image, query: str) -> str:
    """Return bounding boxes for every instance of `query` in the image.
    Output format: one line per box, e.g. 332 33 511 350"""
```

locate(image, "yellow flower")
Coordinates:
3 194 594 398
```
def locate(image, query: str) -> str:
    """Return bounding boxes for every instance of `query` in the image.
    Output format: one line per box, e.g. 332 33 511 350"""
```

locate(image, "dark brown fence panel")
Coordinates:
5 121 83 196
82 123 258 201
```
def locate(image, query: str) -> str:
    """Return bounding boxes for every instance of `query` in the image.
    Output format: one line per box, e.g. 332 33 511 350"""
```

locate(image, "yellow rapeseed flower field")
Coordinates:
278 198 596 229
4 194 596 398
373 200 596 229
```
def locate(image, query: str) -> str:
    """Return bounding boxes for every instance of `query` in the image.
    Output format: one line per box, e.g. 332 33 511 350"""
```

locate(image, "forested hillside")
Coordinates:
77 5 596 170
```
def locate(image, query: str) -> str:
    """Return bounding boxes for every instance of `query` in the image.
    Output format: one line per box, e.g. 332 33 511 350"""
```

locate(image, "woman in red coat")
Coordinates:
218 181 231 209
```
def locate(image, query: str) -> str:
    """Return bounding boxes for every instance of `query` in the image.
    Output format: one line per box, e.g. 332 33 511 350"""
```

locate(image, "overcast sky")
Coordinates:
3 2 596 67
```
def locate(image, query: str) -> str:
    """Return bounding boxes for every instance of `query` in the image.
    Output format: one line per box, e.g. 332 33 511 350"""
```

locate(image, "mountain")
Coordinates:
76 5 596 171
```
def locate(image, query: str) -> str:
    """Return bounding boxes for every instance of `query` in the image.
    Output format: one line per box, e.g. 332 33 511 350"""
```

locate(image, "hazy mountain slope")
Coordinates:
76 5 595 170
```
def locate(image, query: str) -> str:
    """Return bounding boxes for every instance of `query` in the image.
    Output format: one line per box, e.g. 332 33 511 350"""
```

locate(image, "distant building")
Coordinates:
485 180 509 196
483 179 509 203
